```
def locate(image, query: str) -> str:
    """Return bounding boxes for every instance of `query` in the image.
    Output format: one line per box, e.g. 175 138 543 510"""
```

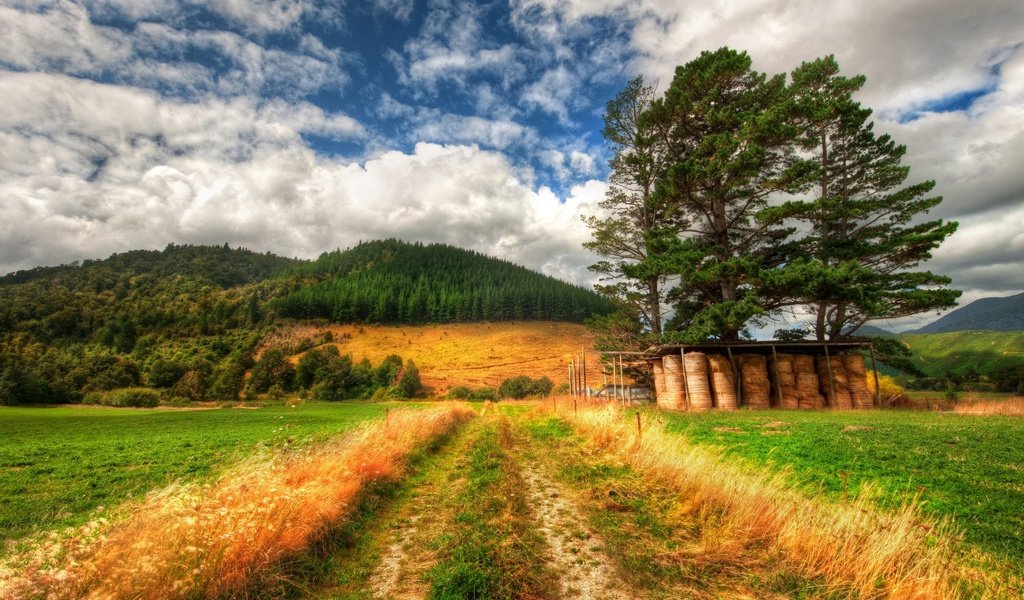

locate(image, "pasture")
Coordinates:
659 408 1024 567
0 402 392 548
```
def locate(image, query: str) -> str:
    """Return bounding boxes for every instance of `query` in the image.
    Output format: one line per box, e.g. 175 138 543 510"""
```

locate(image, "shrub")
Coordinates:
468 387 498 401
448 385 472 400
86 387 161 408
498 375 553 399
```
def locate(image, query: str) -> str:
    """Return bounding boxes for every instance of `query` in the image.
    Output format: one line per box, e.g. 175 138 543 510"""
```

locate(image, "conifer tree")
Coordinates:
785 56 960 340
645 47 811 341
584 76 670 335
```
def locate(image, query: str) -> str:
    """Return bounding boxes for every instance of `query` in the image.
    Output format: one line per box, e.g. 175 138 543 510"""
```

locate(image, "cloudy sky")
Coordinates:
1 0 1022 330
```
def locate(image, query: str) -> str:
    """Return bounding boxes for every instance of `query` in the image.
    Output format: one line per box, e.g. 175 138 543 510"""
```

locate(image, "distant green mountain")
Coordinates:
913 292 1024 333
846 324 895 337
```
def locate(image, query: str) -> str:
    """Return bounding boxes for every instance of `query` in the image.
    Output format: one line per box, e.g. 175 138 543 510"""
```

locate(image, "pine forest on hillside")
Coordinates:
0 240 611 405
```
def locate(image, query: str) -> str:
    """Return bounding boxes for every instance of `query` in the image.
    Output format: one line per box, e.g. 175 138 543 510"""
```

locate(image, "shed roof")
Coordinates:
645 339 872 358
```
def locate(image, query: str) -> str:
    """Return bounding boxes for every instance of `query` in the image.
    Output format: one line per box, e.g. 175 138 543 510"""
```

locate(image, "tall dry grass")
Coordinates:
545 398 980 599
954 396 1024 416
0 404 474 599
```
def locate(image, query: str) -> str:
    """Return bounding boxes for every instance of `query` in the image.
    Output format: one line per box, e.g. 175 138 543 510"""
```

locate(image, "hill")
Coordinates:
0 241 611 405
913 292 1024 333
898 331 1024 380
274 239 611 324
265 322 596 393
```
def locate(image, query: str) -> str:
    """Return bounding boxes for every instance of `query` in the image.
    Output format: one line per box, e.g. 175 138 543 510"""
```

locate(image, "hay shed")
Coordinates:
645 341 881 411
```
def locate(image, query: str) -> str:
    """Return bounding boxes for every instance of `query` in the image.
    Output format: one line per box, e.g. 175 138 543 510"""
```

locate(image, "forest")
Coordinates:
0 240 611 405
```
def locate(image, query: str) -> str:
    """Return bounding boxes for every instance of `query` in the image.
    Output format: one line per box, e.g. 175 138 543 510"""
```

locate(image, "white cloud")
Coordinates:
521 65 578 122
0 71 604 285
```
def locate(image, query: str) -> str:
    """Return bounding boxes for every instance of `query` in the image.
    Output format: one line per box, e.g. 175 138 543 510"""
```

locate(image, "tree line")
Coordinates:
274 239 612 324
587 48 960 345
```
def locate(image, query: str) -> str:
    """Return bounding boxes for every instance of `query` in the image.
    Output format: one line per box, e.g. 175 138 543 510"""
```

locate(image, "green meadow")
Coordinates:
659 409 1024 567
0 402 393 548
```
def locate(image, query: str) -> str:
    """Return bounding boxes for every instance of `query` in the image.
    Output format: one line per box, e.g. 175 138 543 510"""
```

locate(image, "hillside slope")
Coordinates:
900 331 1024 377
914 292 1024 333
274 239 611 324
267 322 597 393
1 242 611 404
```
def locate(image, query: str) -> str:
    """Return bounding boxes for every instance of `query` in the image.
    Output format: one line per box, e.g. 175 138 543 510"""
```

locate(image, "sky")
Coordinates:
1 0 1022 331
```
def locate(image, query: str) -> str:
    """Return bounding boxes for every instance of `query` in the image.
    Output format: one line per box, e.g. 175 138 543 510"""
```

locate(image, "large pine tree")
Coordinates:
584 76 670 336
645 47 811 341
785 56 960 340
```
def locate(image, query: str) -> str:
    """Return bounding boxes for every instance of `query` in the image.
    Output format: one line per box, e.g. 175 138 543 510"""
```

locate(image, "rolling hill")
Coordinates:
913 292 1024 333
898 331 1024 378
0 240 612 405
265 321 597 394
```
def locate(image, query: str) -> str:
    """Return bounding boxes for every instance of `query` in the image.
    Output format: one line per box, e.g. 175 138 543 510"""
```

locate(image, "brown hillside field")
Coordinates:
268 322 597 394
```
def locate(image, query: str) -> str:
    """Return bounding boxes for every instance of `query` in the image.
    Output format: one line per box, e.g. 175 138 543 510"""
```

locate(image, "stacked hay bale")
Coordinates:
707 354 738 410
683 352 713 411
794 355 825 409
842 353 874 409
652 358 667 404
739 354 772 409
771 353 800 409
660 354 686 410
816 356 854 409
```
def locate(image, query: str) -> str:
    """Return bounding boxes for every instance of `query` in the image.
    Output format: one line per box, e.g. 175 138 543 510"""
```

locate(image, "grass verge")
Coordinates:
547 399 1006 598
0 403 474 599
0 402 397 546
657 407 1024 569
522 412 823 598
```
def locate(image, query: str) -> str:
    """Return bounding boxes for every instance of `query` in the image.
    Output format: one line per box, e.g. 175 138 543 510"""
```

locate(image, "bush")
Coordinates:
86 387 161 408
498 375 553 399
448 385 472 400
468 387 498 401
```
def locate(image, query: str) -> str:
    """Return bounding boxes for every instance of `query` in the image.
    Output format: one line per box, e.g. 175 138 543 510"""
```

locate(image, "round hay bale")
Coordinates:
711 372 738 410
738 354 771 409
683 352 712 411
793 354 815 373
653 358 667 402
842 353 867 375
842 354 874 409
660 355 685 410
796 372 824 409
771 354 798 409
816 356 854 409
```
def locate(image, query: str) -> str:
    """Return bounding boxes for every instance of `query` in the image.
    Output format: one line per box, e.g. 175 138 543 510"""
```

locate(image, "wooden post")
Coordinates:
568 362 574 397
680 346 691 411
770 345 783 408
726 346 740 408
823 344 836 408
386 407 390 427
869 343 882 408
581 347 587 398
616 354 623 405
573 395 577 416
576 355 582 397
635 411 642 438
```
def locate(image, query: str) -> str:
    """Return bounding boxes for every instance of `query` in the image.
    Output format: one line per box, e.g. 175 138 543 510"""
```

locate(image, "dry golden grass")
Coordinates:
0 404 474 599
268 322 596 394
954 396 1024 416
544 398 985 599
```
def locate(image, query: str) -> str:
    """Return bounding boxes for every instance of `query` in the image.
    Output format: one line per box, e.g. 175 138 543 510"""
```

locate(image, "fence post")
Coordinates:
386 407 390 428
573 395 577 417
635 411 642 438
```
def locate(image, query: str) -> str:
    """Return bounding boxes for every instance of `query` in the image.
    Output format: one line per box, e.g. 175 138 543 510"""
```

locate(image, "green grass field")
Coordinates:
900 331 1024 377
0 402 395 548
658 409 1024 567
